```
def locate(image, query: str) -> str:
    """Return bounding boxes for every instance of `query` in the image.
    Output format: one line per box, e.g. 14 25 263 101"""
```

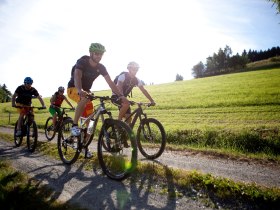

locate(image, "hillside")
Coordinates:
0 67 279 161
1 67 280 133
93 68 280 132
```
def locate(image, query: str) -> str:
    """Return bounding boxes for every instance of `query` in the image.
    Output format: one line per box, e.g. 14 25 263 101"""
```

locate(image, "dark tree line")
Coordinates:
0 84 12 103
246 46 280 62
192 45 280 78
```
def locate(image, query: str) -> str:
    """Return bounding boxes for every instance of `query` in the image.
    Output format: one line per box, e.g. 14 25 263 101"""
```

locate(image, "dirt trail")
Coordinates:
0 126 279 209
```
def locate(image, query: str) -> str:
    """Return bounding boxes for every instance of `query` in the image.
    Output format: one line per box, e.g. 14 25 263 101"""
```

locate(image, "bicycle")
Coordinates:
124 101 166 160
14 106 46 152
44 106 74 141
57 95 137 181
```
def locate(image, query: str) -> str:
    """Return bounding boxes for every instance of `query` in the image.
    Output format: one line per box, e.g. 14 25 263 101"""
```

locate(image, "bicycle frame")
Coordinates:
55 107 72 129
16 106 43 126
124 102 149 130
14 106 45 152
79 96 113 139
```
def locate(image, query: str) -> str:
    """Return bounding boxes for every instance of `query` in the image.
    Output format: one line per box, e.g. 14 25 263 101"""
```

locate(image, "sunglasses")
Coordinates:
93 52 104 57
24 83 32 85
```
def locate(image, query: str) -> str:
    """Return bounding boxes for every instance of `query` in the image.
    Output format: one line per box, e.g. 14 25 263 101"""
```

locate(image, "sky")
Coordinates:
0 0 279 97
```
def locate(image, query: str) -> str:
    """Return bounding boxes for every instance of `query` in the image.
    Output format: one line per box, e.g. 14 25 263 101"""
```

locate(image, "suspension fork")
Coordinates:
138 109 151 139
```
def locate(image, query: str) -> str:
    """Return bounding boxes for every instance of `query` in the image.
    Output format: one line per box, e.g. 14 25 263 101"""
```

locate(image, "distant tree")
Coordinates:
175 74 183 81
0 89 5 103
228 53 248 72
192 61 205 78
0 84 12 103
267 0 280 14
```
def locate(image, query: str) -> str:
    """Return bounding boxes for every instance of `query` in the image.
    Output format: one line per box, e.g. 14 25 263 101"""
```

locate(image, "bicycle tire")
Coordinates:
44 117 56 141
98 119 137 181
14 120 23 147
27 121 38 152
137 118 166 159
57 118 81 164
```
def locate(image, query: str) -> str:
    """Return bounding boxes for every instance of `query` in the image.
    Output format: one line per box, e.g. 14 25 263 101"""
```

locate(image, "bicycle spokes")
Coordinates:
57 118 80 164
98 120 137 181
137 118 166 160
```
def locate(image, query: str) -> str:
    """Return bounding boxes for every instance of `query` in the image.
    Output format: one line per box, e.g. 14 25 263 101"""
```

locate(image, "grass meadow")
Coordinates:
0 67 280 209
0 67 279 161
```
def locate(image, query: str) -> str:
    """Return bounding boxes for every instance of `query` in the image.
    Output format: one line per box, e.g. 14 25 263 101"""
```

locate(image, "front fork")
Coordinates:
139 114 152 140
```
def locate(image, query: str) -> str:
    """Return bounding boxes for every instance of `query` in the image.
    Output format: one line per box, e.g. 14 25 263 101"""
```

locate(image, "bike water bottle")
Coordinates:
87 119 94 134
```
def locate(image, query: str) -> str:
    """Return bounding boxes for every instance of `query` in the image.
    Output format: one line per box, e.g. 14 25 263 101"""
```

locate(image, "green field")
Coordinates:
0 68 280 160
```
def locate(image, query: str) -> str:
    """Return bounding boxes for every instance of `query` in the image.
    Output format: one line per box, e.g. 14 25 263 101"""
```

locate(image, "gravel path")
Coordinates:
0 126 279 209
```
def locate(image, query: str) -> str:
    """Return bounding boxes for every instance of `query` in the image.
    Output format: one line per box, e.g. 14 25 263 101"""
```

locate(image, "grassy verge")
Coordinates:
166 128 280 162
0 133 279 209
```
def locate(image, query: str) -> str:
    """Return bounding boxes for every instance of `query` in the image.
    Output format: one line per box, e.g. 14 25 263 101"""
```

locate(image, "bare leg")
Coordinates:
73 97 89 124
118 102 130 121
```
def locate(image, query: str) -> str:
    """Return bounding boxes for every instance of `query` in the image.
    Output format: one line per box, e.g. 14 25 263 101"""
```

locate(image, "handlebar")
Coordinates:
86 94 111 101
14 106 46 110
50 105 75 111
129 101 155 107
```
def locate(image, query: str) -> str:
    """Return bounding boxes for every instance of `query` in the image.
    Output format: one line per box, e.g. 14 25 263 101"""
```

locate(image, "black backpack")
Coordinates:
114 72 138 97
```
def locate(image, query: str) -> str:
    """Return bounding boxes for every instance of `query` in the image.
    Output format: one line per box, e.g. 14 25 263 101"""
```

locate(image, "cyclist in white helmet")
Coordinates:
112 61 155 122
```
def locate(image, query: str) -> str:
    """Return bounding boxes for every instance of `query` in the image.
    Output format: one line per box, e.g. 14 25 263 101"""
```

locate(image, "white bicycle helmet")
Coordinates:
127 61 140 69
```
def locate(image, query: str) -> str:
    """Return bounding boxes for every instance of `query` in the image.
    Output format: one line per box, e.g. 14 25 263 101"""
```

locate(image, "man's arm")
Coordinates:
37 95 46 108
11 92 17 107
64 97 75 109
139 86 155 105
74 68 88 97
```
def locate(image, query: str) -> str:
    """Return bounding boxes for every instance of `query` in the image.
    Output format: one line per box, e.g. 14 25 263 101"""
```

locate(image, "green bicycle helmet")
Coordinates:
89 43 106 53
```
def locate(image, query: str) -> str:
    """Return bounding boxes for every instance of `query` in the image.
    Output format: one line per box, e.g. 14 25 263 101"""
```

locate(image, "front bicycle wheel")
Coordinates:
44 117 56 141
27 121 38 152
98 119 137 181
57 118 80 164
14 120 23 147
137 118 166 159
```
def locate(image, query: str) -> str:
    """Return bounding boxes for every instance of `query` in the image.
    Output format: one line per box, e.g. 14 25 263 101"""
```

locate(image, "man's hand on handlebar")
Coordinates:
149 101 156 106
78 89 91 98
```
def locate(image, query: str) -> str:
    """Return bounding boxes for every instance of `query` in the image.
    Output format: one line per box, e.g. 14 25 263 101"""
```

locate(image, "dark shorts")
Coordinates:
111 95 131 114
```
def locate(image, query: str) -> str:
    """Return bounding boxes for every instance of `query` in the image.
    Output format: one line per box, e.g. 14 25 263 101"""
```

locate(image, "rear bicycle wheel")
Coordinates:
14 120 23 147
44 117 56 141
27 121 38 152
57 118 80 164
137 118 166 159
98 119 137 181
